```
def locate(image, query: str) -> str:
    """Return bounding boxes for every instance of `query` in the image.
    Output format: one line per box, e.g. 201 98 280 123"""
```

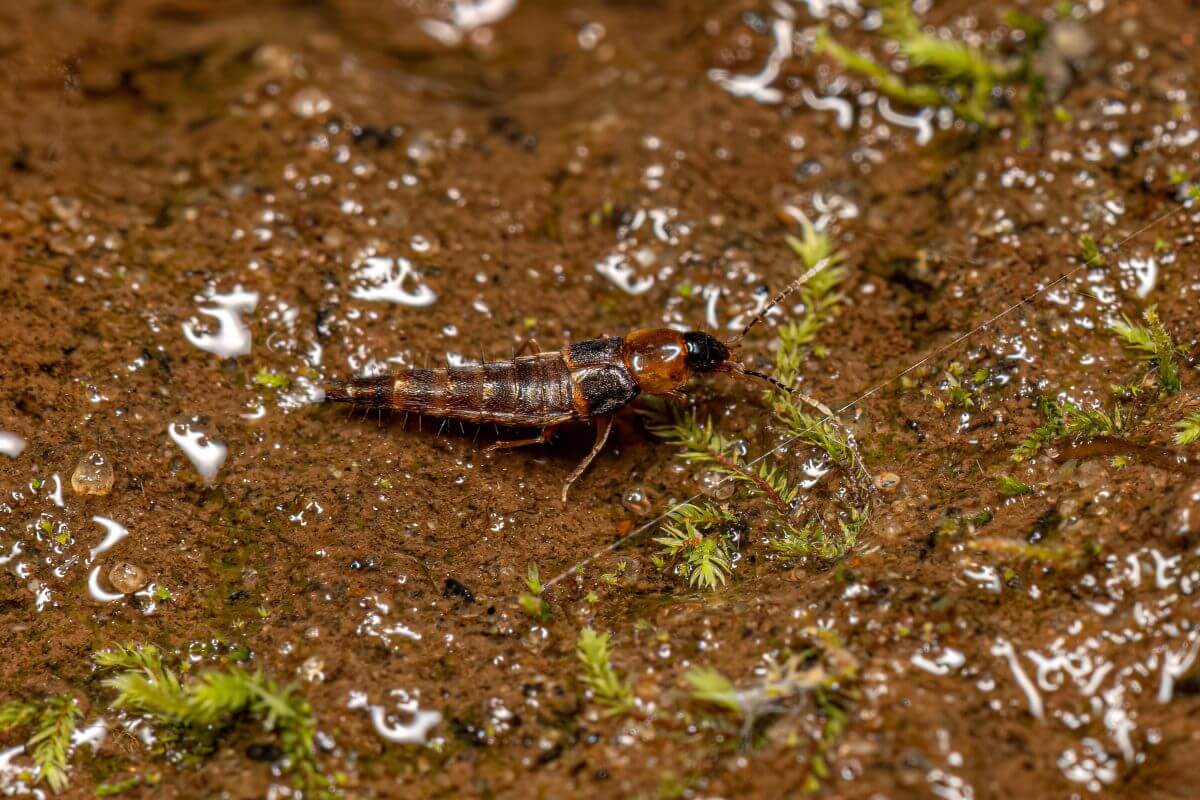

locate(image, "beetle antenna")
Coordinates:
720 362 793 395
727 260 827 346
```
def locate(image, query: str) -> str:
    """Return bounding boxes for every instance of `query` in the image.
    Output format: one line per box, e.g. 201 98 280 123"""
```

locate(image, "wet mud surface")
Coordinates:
2 0 1200 797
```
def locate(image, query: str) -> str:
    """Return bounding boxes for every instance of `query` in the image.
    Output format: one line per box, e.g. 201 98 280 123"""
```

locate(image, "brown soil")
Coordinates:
2 1 1200 798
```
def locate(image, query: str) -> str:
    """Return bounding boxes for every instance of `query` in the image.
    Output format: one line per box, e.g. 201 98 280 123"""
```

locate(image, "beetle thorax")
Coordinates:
622 329 692 394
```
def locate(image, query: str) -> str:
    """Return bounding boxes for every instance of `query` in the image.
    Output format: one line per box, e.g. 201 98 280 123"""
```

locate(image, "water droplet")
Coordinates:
108 562 148 594
71 451 114 496
874 471 902 494
290 87 331 118
700 469 735 500
301 657 326 683
622 488 651 514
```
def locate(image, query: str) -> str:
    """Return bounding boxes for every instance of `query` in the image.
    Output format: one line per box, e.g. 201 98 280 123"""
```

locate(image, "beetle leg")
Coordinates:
562 415 613 503
487 428 552 451
516 337 542 356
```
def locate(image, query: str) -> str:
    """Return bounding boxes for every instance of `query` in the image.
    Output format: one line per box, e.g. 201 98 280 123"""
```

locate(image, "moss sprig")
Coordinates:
653 502 738 589
519 565 550 620
644 228 868 589
1110 306 1182 395
576 628 634 715
94 644 330 796
1175 412 1200 446
1012 397 1066 462
644 405 798 519
684 628 859 785
0 694 81 793
814 0 1035 129
768 509 866 562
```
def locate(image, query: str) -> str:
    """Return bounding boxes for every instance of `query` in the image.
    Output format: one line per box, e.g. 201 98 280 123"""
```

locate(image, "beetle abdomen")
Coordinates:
325 353 580 426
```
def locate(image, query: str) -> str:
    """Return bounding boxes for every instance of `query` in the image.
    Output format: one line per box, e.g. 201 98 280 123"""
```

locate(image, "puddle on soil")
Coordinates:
2 0 1200 796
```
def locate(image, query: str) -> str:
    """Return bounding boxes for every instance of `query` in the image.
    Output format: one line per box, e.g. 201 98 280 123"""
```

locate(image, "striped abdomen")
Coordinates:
326 353 577 426
325 339 642 427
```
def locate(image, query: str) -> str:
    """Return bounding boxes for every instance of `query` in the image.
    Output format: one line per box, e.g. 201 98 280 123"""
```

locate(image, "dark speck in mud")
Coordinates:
246 744 283 763
536 744 564 766
1028 508 1064 544
1174 675 1200 697
449 718 487 747
351 125 396 149
919 530 938 560
442 577 474 604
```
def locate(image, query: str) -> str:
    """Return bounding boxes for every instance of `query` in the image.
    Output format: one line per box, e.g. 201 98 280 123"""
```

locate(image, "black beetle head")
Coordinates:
683 331 730 374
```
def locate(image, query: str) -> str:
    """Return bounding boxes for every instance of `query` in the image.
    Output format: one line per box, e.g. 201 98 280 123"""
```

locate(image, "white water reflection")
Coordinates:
168 423 228 483
0 432 25 458
348 690 442 744
88 516 129 563
183 287 259 358
88 565 125 602
420 0 518 46
709 16 793 104
350 256 437 307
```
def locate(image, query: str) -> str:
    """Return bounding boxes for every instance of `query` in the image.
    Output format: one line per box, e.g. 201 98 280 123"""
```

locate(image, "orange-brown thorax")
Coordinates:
621 328 692 394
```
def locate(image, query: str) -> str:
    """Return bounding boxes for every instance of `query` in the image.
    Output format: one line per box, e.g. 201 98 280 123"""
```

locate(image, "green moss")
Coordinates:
998 476 1034 497
815 0 1039 129
653 503 737 590
0 694 81 793
1078 234 1105 267
518 565 550 620
1111 305 1182 394
576 628 634 715
94 644 332 796
253 368 290 390
1175 413 1200 446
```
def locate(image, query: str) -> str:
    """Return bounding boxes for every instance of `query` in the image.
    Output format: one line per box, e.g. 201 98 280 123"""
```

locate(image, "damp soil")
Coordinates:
2 1 1200 798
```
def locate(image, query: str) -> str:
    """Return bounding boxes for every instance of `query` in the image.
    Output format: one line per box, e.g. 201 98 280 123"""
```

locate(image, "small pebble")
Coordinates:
108 562 148 594
874 472 902 493
71 451 115 496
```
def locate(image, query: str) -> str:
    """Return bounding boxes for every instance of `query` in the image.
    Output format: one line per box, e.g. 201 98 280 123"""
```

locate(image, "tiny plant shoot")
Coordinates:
575 627 634 716
94 644 331 796
0 694 80 793
1176 413 1200 446
519 564 550 620
1110 306 1182 395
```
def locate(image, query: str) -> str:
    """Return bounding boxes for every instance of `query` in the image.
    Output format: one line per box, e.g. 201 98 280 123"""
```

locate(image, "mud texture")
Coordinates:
2 1 1200 798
